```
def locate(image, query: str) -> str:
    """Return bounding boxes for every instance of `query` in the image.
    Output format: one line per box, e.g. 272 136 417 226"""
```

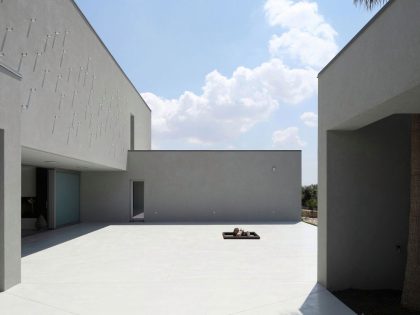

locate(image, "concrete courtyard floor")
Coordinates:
0 222 354 314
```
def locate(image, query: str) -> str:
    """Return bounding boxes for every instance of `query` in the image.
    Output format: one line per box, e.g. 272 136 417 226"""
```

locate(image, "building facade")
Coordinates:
0 0 301 291
318 0 420 291
0 0 151 291
82 150 301 223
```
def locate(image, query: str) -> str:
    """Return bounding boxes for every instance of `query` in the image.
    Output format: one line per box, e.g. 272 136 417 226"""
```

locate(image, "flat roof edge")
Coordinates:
70 0 151 112
22 145 124 171
318 0 395 77
129 150 302 152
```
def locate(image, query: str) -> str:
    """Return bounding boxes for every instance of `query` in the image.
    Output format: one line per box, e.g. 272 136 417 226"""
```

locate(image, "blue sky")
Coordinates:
75 0 380 185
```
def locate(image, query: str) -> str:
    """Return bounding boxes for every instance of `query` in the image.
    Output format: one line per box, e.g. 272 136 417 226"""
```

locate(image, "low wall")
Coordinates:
81 151 301 223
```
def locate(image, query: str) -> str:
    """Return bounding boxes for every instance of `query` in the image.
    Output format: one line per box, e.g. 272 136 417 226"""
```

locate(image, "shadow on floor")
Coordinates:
333 289 420 315
22 229 42 238
22 223 108 257
299 284 355 314
126 220 303 226
21 221 306 257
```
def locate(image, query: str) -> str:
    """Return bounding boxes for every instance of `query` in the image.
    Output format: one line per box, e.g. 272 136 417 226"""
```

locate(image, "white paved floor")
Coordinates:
0 223 354 315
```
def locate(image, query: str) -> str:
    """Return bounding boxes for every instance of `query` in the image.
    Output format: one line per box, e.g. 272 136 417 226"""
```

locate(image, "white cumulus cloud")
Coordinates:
143 0 338 147
300 111 318 127
265 0 338 68
272 127 306 149
144 60 316 145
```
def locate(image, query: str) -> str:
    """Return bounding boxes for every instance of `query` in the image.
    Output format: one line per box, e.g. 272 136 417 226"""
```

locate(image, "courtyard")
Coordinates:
0 223 353 314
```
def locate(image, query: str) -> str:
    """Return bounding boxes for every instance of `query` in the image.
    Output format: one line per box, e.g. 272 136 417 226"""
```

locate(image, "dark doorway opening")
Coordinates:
131 181 144 221
21 166 49 237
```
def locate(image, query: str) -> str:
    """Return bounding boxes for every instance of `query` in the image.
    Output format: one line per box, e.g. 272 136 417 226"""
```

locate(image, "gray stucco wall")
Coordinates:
326 115 410 290
319 0 420 132
81 151 301 223
0 0 151 291
1 0 151 170
0 63 21 291
318 0 420 290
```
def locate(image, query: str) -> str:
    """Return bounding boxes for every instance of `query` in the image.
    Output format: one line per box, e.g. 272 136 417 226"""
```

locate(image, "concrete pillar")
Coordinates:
0 129 21 291
0 129 4 289
317 129 328 288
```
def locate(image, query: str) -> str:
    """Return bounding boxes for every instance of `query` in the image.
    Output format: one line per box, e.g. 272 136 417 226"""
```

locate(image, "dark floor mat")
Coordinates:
222 232 260 239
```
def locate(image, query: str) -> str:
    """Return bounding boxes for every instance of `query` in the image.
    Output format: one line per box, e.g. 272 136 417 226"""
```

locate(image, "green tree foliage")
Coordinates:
353 0 388 10
302 184 317 210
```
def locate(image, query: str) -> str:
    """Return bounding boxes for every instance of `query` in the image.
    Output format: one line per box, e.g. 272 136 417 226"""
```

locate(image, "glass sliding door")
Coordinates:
55 171 80 227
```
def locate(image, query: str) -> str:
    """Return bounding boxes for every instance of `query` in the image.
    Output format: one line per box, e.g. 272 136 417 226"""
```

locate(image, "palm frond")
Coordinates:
353 0 388 10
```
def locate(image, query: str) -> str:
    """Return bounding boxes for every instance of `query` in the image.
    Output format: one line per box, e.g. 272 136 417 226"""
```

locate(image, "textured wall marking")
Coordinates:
33 51 42 72
1 26 13 52
22 88 36 110
17 52 27 72
26 18 36 38
41 69 49 88
55 74 62 93
62 30 69 47
52 31 60 49
44 34 51 53
60 49 66 68
58 93 65 111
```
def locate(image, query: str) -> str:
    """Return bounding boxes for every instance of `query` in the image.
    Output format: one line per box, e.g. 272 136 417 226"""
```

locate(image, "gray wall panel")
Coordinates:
81 151 301 223
326 116 410 290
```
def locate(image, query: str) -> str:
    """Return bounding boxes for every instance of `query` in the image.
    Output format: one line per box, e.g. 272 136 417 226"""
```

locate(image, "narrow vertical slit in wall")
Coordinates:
130 114 134 150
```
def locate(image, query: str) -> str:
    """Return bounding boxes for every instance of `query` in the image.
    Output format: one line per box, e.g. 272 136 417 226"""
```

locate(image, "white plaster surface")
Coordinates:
0 223 353 314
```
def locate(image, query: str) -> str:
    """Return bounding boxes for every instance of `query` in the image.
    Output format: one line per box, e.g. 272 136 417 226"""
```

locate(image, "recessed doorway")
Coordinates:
21 166 49 237
131 180 144 221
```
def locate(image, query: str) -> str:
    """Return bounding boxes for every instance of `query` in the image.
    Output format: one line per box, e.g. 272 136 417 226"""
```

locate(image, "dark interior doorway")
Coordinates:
131 181 144 221
36 168 48 225
21 166 49 237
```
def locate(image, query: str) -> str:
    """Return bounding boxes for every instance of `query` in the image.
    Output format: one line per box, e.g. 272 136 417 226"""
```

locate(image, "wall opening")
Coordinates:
21 166 49 237
130 114 135 150
55 171 80 228
131 181 144 221
326 115 411 290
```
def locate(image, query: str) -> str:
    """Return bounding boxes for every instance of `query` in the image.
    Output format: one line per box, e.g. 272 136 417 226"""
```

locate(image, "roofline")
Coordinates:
70 0 151 112
318 0 395 77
